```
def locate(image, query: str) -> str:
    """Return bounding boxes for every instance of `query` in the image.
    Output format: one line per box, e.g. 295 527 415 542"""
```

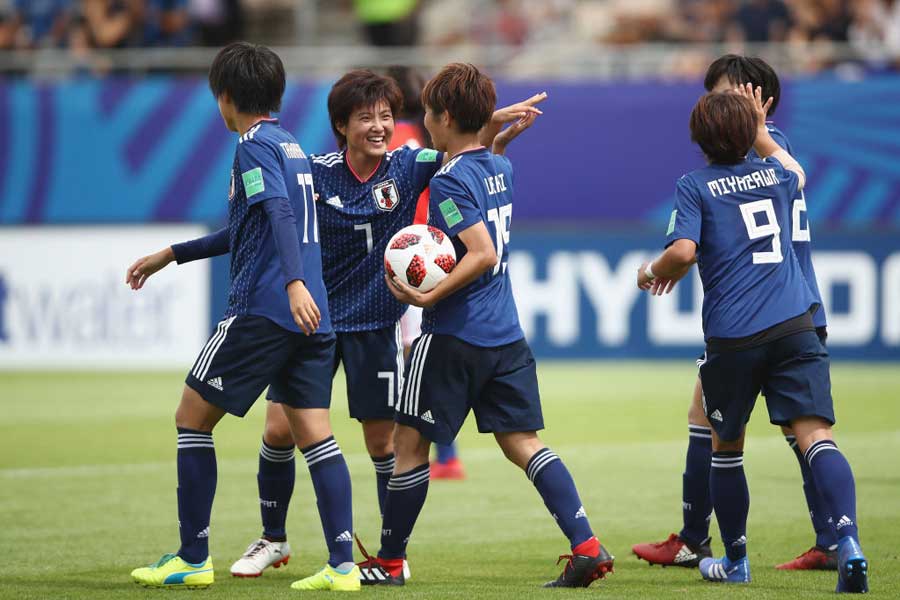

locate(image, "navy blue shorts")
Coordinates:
394 334 544 445
334 324 404 421
698 330 834 442
185 315 335 417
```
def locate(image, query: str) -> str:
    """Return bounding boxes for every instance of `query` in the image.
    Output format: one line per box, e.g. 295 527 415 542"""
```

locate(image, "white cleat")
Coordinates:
230 538 291 578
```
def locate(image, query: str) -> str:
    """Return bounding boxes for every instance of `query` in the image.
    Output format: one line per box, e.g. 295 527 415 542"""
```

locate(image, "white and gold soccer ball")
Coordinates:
384 224 457 293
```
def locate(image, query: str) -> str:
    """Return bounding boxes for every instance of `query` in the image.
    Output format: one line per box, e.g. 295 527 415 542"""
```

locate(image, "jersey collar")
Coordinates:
345 153 384 183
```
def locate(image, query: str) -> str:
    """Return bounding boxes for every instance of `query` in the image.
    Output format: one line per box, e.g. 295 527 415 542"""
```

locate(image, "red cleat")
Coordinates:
632 533 711 568
775 546 838 571
430 457 465 480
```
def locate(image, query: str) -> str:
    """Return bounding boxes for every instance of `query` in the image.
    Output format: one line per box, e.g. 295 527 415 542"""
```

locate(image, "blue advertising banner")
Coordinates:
209 229 900 360
1 75 899 226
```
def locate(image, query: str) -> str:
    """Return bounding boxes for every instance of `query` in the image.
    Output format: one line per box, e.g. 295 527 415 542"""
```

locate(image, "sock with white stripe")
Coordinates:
710 451 748 561
176 427 217 564
258 440 295 542
378 463 430 559
370 453 395 517
300 436 354 567
785 435 837 549
526 448 595 550
680 425 713 546
805 440 858 542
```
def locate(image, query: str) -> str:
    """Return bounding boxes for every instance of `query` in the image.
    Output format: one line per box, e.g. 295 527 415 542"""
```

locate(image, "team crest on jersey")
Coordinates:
372 179 400 212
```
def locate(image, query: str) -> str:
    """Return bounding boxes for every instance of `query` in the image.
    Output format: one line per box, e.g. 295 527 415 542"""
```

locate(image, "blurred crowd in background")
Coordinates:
1 0 898 73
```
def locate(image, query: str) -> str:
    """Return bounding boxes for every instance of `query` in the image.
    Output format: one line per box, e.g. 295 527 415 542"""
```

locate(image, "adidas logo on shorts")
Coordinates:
206 377 224 391
420 410 435 424
334 530 353 543
710 409 723 422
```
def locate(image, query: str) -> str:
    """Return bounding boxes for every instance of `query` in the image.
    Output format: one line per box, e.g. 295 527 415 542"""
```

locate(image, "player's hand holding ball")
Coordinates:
287 279 321 335
384 224 456 308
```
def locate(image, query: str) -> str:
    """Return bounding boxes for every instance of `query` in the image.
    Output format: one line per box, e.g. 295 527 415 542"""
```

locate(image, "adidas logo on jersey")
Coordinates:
206 377 223 391
326 195 343 208
334 530 353 543
836 515 854 530
574 506 587 519
420 410 435 424
197 527 210 539
710 409 723 422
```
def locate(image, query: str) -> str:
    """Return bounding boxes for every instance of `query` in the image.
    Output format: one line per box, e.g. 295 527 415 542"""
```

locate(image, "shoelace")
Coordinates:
355 535 394 576
244 540 269 558
654 534 680 548
150 553 177 568
555 554 576 578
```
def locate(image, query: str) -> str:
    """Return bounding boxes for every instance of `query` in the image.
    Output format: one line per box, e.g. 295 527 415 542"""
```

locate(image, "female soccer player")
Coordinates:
632 55 836 572
228 69 546 578
637 84 867 593
356 63 614 589
125 42 359 592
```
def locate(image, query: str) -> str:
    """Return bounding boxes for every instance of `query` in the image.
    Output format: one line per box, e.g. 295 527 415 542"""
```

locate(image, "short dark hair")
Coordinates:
704 54 780 116
208 42 285 115
385 65 427 119
327 69 404 149
422 63 495 134
690 92 757 165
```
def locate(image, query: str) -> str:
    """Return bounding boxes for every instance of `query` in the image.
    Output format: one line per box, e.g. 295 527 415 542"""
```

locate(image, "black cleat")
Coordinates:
543 544 615 588
355 535 405 586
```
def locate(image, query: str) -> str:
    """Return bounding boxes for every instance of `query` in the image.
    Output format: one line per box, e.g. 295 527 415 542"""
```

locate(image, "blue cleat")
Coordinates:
698 556 751 584
836 536 868 593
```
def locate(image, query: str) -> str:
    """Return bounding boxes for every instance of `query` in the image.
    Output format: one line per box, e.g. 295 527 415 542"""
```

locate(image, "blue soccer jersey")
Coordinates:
749 124 826 328
667 156 817 340
312 145 443 332
423 148 524 347
224 119 331 334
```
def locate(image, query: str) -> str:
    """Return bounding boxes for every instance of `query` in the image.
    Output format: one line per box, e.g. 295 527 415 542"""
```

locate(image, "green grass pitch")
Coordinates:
1 362 898 599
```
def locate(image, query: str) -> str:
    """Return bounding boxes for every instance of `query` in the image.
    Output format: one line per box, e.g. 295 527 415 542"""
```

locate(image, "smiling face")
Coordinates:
339 100 395 159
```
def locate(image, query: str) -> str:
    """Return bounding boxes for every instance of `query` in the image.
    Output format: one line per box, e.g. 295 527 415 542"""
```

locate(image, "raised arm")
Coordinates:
479 92 547 154
738 83 806 190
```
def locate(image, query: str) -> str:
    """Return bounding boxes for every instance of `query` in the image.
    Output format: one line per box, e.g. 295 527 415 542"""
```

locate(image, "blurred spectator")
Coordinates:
354 0 420 46
82 0 142 47
188 0 241 46
735 0 793 41
143 0 192 46
0 0 74 49
850 0 900 64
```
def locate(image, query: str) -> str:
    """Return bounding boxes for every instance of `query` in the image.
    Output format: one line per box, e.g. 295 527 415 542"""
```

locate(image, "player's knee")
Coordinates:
495 431 543 470
263 418 294 447
687 379 709 425
392 425 429 467
175 386 221 432
362 419 394 457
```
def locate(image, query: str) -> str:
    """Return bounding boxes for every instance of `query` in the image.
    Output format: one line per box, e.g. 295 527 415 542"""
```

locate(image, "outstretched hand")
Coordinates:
125 247 174 290
736 82 772 130
492 92 547 125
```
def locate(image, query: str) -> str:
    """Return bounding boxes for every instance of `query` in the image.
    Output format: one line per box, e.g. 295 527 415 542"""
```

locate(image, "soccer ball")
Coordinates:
384 224 456 293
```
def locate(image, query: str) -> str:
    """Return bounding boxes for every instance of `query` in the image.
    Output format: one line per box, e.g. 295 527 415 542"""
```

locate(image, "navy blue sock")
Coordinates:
300 436 354 567
176 427 217 564
710 452 749 562
258 440 295 542
785 435 837 549
435 442 457 464
805 440 859 543
527 448 595 549
379 463 430 559
371 454 395 518
680 425 713 546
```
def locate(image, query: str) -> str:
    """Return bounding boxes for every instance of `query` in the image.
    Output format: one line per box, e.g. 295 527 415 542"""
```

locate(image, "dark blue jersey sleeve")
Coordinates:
765 124 795 155
263 196 304 286
666 175 702 247
408 147 444 192
172 227 229 264
236 139 289 207
430 173 482 237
